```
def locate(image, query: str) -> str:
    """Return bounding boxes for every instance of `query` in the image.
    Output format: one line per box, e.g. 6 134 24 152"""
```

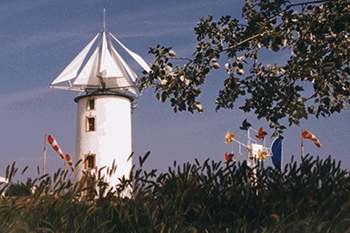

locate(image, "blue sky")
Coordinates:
1 0 349 182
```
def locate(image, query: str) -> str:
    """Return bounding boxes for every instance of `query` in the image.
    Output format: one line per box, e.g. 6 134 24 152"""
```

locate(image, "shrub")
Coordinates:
5 179 32 197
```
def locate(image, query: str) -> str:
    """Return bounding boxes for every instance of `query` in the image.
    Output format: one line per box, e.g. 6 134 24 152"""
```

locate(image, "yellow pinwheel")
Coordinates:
258 149 268 160
224 131 235 143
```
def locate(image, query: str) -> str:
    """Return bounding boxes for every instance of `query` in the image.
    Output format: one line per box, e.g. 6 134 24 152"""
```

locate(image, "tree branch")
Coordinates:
168 57 193 61
287 0 329 7
223 32 266 52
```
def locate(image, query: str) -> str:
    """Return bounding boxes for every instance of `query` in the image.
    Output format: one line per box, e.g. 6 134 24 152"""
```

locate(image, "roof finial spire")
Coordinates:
103 7 106 31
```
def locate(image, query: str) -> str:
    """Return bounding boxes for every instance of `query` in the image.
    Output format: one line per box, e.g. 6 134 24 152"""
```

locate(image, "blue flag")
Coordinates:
271 137 283 169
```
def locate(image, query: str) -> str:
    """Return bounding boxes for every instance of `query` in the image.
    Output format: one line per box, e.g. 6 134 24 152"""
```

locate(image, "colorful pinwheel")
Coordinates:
224 131 235 143
224 152 234 164
258 149 268 160
239 119 252 131
255 127 268 141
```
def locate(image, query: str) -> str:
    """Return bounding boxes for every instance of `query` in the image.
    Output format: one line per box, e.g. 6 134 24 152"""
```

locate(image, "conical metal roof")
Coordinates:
50 15 150 96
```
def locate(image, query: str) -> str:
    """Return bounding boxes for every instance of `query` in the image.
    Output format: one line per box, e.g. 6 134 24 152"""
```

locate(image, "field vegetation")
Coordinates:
1 153 350 232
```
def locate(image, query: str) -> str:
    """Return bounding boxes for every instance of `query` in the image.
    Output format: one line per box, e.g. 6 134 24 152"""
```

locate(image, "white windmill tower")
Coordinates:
50 10 150 193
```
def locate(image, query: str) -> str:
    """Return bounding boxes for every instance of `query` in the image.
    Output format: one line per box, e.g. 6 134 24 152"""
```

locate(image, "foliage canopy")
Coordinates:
138 0 350 134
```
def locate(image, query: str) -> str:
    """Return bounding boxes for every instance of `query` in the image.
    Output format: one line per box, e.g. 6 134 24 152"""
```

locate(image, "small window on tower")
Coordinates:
87 99 95 110
86 117 95 132
85 154 96 169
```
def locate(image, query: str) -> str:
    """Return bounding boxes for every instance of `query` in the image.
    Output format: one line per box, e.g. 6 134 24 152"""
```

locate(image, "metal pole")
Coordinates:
301 130 304 158
43 134 47 176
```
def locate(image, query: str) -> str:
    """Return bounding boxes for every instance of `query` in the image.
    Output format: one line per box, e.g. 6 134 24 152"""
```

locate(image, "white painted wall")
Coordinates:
74 93 133 193
249 144 263 159
0 176 8 183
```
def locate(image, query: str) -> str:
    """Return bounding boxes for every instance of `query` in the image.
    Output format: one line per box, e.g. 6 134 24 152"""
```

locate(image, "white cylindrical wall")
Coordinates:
74 93 133 190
